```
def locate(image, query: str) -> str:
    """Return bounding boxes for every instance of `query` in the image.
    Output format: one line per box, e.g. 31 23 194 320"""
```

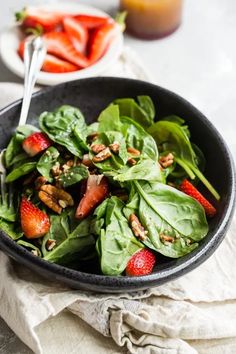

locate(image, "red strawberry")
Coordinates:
75 175 109 219
88 21 119 64
63 16 89 54
74 14 111 30
180 179 217 217
42 54 79 73
126 249 156 277
43 32 89 68
22 132 52 157
20 197 50 239
15 7 63 33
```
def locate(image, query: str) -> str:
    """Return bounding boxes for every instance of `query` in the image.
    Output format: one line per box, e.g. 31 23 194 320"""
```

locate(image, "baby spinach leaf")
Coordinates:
95 197 143 275
0 219 23 240
124 181 208 258
6 162 37 183
137 95 155 122
39 105 88 158
98 104 121 132
114 96 154 128
17 240 42 256
58 165 89 188
37 147 60 182
148 120 220 200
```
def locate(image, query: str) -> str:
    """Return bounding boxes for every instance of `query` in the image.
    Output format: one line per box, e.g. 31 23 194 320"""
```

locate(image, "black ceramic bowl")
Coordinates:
0 77 235 293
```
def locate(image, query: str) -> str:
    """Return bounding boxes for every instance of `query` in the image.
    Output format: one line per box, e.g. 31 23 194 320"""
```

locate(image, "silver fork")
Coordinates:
0 36 46 212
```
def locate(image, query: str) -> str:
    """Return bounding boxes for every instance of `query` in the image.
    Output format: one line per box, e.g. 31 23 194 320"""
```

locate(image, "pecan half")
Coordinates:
92 147 112 163
129 214 148 241
160 234 175 243
109 141 120 154
159 153 174 168
127 157 137 166
91 143 106 154
35 176 48 190
127 147 141 156
39 185 74 214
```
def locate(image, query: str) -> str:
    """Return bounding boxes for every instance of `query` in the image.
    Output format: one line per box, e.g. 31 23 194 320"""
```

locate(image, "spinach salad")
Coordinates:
0 96 220 276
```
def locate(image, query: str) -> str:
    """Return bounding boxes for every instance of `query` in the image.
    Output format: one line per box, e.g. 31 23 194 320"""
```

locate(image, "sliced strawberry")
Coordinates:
22 132 52 157
180 179 217 218
74 14 111 30
43 32 89 68
75 175 109 219
88 21 119 64
15 7 63 33
42 54 79 73
20 197 50 239
63 16 89 54
126 249 156 277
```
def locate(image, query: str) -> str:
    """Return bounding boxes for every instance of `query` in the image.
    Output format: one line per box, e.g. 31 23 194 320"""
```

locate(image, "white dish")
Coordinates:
0 2 123 86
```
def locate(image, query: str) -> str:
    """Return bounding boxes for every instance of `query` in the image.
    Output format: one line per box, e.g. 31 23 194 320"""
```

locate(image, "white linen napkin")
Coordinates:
0 47 235 354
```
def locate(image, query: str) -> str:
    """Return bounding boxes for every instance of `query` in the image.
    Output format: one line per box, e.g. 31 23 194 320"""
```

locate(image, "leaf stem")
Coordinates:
174 157 195 180
189 165 220 201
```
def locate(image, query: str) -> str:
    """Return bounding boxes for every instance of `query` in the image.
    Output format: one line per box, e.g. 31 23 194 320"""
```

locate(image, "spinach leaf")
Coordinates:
39 105 88 158
114 158 164 183
114 96 154 128
6 162 37 183
58 165 89 188
98 104 121 132
148 120 220 200
0 219 23 240
95 197 143 275
124 181 208 258
43 216 95 265
37 147 60 182
17 240 42 256
121 117 158 160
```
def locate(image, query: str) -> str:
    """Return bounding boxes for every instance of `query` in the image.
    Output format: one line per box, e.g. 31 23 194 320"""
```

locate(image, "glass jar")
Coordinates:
120 0 183 39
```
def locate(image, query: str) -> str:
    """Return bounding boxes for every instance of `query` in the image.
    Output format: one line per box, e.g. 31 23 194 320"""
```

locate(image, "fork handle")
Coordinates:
18 37 46 127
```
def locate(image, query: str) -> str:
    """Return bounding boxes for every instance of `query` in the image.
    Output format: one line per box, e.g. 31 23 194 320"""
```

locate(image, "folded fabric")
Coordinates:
0 46 235 354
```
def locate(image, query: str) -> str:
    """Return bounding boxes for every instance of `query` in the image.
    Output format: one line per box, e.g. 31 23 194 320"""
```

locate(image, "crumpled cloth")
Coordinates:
0 46 236 354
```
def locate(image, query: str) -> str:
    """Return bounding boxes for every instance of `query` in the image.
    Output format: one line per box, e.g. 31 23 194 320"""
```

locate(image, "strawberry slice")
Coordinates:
15 7 63 33
126 249 156 277
180 179 217 218
74 14 111 30
63 16 89 54
22 132 52 157
75 175 109 219
88 21 119 64
20 197 50 239
43 32 89 68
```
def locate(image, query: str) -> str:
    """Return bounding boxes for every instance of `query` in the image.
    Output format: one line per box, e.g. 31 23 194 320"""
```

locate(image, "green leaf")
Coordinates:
58 165 89 188
95 197 143 275
39 105 88 158
37 147 60 182
98 104 121 133
0 219 23 240
17 240 42 256
6 162 37 183
124 181 209 258
137 96 155 122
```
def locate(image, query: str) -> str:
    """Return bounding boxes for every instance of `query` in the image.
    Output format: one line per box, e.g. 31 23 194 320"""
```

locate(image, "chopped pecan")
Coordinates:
127 157 137 166
127 147 141 156
92 147 112 163
51 162 62 177
129 214 148 241
46 239 57 251
87 132 99 142
159 153 174 168
62 159 74 172
39 185 74 214
109 141 120 154
35 176 48 190
91 143 106 154
31 249 39 257
82 154 93 167
160 234 175 243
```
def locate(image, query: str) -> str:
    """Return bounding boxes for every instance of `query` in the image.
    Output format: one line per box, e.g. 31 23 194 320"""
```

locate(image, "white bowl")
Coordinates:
0 2 123 86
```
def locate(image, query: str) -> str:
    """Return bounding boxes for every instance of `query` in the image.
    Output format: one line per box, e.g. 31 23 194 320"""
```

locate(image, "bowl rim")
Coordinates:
0 77 235 292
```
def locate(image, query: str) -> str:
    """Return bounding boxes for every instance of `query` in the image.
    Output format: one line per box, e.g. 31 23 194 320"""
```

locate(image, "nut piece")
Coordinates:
127 147 141 156
82 154 93 168
92 147 112 163
87 132 99 142
35 176 48 190
39 184 74 214
46 239 57 251
91 143 106 154
129 214 148 241
127 158 137 166
51 162 62 177
160 234 175 243
159 153 174 168
31 249 39 257
109 141 120 154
